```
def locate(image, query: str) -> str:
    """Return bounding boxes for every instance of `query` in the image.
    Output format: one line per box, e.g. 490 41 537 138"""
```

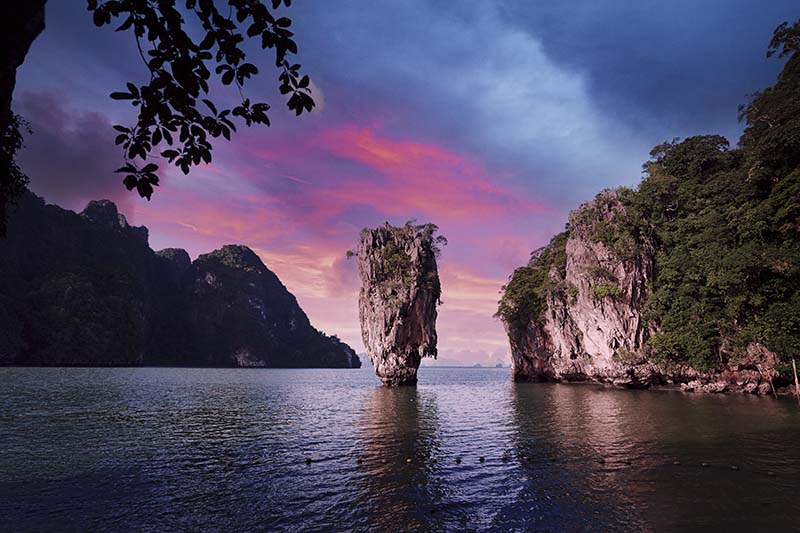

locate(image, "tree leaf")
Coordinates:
115 16 134 32
202 99 218 115
123 175 138 190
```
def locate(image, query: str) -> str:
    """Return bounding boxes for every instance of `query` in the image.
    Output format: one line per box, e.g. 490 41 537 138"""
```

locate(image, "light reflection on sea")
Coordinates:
1 366 799 531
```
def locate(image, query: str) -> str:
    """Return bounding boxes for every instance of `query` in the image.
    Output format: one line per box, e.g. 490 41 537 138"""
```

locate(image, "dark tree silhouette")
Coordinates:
0 0 45 237
0 115 31 229
88 0 315 200
768 19 800 58
0 0 315 235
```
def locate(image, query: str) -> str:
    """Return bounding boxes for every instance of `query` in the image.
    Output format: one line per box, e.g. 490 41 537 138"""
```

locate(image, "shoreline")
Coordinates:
2 365 797 399
513 375 799 398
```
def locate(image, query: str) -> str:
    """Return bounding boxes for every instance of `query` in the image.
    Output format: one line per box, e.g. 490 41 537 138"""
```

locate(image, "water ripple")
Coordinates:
1 367 800 531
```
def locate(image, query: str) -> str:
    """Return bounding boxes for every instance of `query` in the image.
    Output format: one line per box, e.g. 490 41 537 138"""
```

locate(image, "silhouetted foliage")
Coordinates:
0 114 30 201
768 19 800 58
495 232 568 329
0 114 31 236
87 0 315 200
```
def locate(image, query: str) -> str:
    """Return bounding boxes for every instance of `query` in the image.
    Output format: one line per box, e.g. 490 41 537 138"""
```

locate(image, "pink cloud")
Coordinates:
316 124 548 220
129 119 552 361
236 123 551 224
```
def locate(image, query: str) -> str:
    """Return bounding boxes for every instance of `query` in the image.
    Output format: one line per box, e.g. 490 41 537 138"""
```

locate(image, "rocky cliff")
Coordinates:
0 0 46 237
502 191 660 387
0 191 360 368
499 41 800 395
500 189 786 394
356 222 444 385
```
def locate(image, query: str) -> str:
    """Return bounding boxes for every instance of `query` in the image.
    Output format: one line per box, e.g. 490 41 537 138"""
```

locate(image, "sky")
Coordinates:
13 1 797 365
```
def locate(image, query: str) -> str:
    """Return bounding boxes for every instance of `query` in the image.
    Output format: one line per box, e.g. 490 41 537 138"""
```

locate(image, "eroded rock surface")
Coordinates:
501 190 783 394
356 222 442 385
82 199 149 243
506 191 658 386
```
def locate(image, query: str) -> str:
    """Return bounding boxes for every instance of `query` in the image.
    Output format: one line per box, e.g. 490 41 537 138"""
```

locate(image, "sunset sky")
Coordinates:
14 1 796 364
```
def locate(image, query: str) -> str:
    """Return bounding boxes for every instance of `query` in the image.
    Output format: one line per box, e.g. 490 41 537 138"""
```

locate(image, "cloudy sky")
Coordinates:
14 1 796 364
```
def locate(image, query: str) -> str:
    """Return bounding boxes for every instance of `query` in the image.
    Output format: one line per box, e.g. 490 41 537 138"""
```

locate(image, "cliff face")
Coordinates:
356 222 442 385
0 0 46 236
0 192 359 368
504 191 658 387
502 190 784 393
0 1 44 137
0 193 162 365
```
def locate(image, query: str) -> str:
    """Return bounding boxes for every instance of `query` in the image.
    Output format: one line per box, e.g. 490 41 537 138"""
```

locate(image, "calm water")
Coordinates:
2 367 800 531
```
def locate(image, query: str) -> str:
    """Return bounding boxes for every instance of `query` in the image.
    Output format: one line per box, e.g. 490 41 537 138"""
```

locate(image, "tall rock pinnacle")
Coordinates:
355 221 445 386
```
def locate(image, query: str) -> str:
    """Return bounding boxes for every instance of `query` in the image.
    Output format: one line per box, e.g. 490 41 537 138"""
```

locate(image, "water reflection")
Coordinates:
506 383 800 530
2 368 800 531
488 383 646 530
355 386 446 530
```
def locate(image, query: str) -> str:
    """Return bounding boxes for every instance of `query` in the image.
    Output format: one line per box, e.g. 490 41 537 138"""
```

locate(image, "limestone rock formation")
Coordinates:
500 48 800 395
0 192 163 365
82 199 149 243
156 248 192 284
505 191 658 387
0 191 360 368
500 190 783 394
356 222 443 385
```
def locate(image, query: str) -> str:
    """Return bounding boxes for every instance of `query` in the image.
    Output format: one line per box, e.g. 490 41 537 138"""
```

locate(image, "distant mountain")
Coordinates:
356 353 371 367
422 357 483 368
184 244 359 368
0 192 360 368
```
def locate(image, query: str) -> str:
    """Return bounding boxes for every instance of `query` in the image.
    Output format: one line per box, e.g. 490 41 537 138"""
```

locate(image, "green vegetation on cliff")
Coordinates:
349 220 446 304
496 231 568 329
498 20 800 370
